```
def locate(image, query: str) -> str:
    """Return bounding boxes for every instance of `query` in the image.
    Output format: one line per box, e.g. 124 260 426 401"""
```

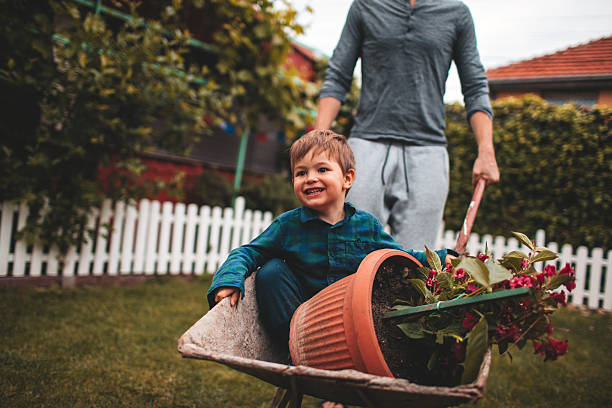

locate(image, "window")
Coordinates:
542 91 598 107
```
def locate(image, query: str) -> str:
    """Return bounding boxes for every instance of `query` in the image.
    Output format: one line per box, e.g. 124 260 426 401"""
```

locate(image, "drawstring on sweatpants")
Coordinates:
381 143 392 186
402 145 410 193
380 143 410 193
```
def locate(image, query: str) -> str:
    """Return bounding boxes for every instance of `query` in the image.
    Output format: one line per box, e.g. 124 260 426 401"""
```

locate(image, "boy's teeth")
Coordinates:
307 188 323 194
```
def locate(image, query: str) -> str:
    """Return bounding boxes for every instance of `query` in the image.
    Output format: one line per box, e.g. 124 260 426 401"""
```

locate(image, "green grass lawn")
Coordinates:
1 276 610 407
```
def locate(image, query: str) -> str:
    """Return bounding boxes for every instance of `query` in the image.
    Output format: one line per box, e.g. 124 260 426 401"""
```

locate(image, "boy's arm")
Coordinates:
206 218 283 308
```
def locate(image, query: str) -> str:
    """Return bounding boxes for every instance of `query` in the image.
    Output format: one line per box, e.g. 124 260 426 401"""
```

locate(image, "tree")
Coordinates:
0 0 312 254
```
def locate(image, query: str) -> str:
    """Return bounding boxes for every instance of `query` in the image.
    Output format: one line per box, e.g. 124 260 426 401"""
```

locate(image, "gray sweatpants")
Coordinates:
346 138 449 251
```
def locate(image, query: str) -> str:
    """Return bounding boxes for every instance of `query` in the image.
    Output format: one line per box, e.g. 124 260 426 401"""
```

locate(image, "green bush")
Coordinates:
240 173 300 215
185 170 233 208
444 95 611 250
0 0 311 254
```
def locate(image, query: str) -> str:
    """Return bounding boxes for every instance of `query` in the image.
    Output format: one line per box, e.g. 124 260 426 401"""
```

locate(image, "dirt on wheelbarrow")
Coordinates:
371 258 464 386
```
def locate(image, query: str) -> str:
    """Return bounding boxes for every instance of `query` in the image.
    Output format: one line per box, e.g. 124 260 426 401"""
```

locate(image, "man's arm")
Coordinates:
315 97 342 129
469 111 499 186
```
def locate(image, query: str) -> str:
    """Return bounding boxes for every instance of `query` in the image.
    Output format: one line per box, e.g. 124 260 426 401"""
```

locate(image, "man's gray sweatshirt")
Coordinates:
320 0 492 146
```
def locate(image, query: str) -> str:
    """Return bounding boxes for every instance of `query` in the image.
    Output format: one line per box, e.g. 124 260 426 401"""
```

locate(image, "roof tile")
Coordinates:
486 36 612 80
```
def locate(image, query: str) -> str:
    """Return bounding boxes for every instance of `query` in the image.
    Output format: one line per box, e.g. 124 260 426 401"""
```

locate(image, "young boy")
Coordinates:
207 129 455 348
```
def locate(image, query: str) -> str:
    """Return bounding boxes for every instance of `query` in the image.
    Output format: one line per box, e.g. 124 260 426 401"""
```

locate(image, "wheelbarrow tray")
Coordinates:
178 273 491 408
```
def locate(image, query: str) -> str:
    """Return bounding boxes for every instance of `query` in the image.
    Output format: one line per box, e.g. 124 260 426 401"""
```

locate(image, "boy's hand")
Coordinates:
444 253 458 265
214 286 240 307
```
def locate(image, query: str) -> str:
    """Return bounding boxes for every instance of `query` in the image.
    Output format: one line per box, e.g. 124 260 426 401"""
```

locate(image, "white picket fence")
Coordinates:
0 197 272 278
1 198 610 310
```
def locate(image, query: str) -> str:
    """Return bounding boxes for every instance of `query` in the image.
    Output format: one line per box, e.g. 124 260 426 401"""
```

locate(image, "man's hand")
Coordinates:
472 147 500 186
469 111 500 186
214 286 240 307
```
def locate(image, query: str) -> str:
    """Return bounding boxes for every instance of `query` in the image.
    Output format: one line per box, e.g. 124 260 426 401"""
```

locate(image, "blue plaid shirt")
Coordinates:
207 203 448 308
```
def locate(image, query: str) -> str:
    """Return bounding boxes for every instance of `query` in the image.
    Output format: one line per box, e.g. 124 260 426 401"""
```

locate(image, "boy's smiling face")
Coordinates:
292 148 354 223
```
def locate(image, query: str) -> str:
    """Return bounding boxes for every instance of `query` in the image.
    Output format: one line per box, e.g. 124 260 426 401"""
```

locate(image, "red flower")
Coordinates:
533 337 569 361
519 299 531 310
559 263 575 277
477 253 489 262
544 264 557 277
451 341 465 361
564 279 576 292
428 269 438 278
453 268 466 279
549 338 569 356
426 277 437 288
535 272 546 285
549 292 567 306
520 258 530 269
462 312 479 331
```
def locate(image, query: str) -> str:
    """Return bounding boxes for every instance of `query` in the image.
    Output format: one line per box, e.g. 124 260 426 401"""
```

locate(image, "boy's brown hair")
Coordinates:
289 129 355 175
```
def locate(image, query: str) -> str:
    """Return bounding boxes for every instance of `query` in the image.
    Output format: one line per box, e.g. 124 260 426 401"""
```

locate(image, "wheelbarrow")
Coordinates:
178 180 491 407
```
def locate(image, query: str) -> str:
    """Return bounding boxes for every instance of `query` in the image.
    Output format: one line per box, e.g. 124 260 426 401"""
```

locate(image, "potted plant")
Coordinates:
289 232 575 386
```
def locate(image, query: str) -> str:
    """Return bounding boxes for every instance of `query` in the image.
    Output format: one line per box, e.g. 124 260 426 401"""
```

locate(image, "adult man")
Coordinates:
315 0 500 250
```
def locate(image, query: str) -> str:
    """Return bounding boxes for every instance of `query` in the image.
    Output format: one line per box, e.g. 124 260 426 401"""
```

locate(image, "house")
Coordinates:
486 36 612 107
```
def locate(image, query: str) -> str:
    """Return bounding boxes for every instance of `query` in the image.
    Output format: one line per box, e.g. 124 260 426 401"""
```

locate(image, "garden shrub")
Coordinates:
444 95 611 250
185 170 233 208
240 173 300 215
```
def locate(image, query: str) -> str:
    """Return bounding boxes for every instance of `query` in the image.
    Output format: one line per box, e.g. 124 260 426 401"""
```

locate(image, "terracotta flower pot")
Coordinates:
289 249 422 377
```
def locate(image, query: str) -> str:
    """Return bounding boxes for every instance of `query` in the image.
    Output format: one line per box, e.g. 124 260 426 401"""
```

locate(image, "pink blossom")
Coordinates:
544 264 557 277
462 312 479 331
520 258 530 269
428 269 437 278
453 268 466 279
466 283 479 293
535 272 546 285
426 277 437 288
510 275 534 288
477 253 489 262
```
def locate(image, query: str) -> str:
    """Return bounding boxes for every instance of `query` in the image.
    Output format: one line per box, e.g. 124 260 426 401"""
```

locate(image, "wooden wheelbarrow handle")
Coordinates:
454 178 486 255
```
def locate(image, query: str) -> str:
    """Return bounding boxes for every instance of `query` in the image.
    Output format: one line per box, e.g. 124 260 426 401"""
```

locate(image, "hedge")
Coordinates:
444 95 611 250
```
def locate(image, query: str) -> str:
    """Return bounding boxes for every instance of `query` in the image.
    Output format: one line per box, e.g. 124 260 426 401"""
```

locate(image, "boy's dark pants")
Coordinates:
255 259 310 350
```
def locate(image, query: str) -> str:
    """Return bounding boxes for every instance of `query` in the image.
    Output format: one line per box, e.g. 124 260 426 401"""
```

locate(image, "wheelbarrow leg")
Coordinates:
269 379 303 407
270 387 288 408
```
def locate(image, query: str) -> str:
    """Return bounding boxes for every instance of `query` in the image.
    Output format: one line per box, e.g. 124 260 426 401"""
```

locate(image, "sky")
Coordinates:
282 0 612 102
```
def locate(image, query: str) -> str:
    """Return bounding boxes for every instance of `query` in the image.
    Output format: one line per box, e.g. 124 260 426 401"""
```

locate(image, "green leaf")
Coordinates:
425 246 442 273
548 274 572 290
504 250 529 259
397 321 427 339
456 257 490 288
512 231 535 251
532 249 558 263
461 316 489 384
500 257 523 272
436 272 453 290
486 261 513 285
407 279 434 303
